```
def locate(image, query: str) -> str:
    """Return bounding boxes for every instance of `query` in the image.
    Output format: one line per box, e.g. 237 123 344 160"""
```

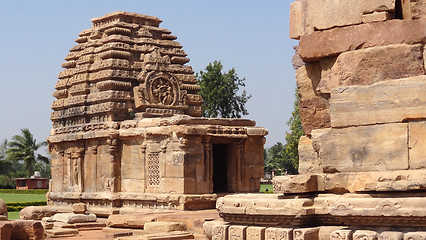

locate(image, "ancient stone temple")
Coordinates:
47 11 267 214
216 1 426 239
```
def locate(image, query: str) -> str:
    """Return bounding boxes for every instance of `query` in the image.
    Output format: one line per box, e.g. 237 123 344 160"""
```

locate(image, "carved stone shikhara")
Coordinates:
216 1 426 239
47 11 267 214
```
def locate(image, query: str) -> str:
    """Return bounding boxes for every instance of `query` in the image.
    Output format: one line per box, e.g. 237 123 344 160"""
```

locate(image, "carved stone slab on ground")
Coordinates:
52 213 97 224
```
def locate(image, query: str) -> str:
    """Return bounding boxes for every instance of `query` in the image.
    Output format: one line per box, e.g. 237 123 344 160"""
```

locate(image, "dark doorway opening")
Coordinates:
212 144 229 193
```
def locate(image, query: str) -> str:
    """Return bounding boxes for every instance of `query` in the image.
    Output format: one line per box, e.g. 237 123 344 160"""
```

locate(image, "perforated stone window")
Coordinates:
148 153 160 186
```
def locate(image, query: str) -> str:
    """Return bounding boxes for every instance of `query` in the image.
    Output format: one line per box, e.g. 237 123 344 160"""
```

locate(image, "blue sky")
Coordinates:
0 1 297 148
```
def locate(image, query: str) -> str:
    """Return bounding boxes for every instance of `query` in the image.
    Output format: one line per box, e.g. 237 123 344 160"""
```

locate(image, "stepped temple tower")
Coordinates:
47 11 267 214
215 1 426 239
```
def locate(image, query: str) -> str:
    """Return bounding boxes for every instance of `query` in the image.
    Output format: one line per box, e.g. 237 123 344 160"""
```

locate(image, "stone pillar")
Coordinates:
107 137 120 192
70 147 84 192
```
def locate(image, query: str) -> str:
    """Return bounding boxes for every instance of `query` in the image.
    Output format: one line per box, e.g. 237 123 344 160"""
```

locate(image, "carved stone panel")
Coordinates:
147 153 160 186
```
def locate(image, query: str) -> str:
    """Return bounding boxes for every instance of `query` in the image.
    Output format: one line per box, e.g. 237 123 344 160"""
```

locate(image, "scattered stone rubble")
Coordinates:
215 0 426 239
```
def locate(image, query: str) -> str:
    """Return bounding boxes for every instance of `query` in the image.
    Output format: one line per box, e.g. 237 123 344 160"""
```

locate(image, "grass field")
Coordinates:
0 193 46 203
7 211 20 220
260 184 273 193
0 193 47 220
0 193 46 219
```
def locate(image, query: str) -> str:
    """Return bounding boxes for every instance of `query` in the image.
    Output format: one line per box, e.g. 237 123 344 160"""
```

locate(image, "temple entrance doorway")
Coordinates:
212 144 230 193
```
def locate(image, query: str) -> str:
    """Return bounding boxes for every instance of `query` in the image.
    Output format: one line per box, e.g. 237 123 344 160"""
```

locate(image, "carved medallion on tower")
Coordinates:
134 48 189 116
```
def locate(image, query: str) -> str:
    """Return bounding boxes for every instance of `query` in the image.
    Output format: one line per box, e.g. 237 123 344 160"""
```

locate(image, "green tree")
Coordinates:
264 142 285 174
264 89 303 175
6 128 49 177
280 89 304 174
0 139 12 175
197 61 251 118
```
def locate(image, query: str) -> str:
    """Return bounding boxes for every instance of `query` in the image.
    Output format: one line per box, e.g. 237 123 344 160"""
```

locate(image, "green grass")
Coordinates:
7 211 20 220
0 193 46 203
259 184 273 193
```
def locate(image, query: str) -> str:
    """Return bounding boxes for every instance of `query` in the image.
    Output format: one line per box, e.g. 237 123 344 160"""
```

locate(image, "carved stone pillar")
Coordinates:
70 147 84 192
107 137 120 192
233 139 245 191
203 137 213 182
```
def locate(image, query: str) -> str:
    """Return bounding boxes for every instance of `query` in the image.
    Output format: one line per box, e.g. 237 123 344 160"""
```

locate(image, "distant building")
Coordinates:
14 171 48 190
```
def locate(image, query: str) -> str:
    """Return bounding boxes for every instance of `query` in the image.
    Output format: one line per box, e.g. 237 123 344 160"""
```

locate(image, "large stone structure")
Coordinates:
216 1 426 239
47 11 267 214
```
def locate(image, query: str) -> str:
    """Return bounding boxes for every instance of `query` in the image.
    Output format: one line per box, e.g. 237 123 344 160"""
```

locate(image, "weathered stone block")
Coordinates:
265 227 293 240
292 46 305 71
299 18 426 61
72 202 87 214
330 76 426 127
107 214 156 229
306 0 395 31
144 221 187 232
330 229 353 240
424 45 426 70
320 44 424 94
140 231 194 240
321 170 426 193
404 232 426 240
44 228 79 237
409 121 426 169
299 96 330 135
293 227 319 240
0 222 12 240
354 230 379 240
203 220 227 240
228 225 247 240
212 225 229 240
296 63 321 100
273 174 317 193
401 0 426 19
362 11 392 23
289 0 309 39
42 222 54 230
52 213 97 224
246 226 265 240
0 199 5 214
311 124 408 172
10 220 45 240
298 136 321 174
380 231 403 240
20 206 58 220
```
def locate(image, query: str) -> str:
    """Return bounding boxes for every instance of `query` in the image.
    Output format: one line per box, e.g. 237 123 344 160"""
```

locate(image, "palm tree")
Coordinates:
6 129 49 177
0 139 12 175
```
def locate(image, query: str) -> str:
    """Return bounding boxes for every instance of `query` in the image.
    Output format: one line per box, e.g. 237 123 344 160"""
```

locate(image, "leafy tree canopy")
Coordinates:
264 89 304 175
6 128 49 177
197 60 251 118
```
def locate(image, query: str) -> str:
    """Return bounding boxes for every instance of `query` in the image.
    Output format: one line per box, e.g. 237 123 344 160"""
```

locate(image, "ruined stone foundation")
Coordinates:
216 1 426 239
47 12 267 215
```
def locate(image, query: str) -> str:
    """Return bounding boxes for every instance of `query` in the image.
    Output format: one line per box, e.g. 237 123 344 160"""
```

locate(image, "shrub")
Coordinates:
6 201 47 212
6 201 47 207
0 189 48 194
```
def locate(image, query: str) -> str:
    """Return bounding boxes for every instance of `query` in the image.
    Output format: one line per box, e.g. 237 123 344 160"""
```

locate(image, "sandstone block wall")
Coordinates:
216 1 426 239
291 0 426 175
